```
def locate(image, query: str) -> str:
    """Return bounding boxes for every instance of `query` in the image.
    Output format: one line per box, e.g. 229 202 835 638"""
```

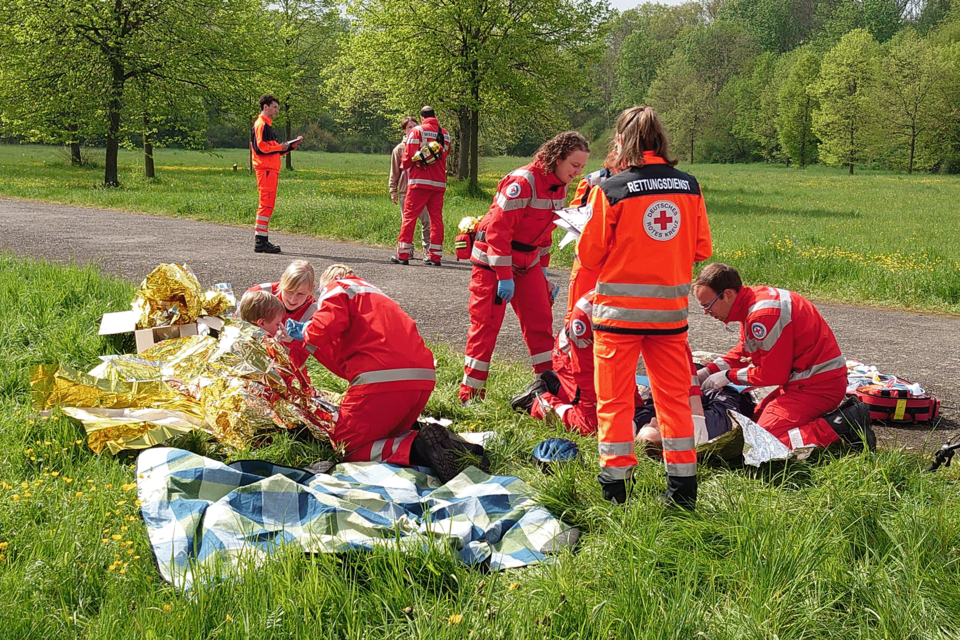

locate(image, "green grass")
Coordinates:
3 255 960 638
1 144 959 313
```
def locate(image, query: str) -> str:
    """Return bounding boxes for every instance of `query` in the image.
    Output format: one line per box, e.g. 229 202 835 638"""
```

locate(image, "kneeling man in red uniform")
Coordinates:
693 263 874 452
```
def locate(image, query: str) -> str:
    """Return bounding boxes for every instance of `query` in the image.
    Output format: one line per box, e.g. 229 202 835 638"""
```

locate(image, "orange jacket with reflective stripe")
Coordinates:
301 277 435 394
578 152 712 335
250 115 287 172
400 117 450 191
704 286 846 389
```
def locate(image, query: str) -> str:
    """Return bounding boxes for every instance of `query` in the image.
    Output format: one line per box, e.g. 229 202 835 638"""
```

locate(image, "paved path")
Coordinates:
4 198 958 450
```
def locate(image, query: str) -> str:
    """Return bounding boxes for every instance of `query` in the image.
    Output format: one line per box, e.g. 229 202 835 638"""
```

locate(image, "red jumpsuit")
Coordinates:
701 286 847 449
250 115 289 237
532 290 702 436
579 151 712 487
397 117 450 263
565 169 610 322
300 277 436 464
460 160 568 402
246 281 319 370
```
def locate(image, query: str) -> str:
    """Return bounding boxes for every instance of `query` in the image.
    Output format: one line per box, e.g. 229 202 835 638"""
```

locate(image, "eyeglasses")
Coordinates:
698 291 723 312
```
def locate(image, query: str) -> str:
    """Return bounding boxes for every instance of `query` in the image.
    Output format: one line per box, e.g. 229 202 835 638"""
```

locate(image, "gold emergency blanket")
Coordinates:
31 320 337 454
132 263 235 328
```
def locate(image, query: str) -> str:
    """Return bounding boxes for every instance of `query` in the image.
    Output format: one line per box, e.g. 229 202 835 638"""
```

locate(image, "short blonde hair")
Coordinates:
318 263 356 287
238 290 285 324
279 260 315 294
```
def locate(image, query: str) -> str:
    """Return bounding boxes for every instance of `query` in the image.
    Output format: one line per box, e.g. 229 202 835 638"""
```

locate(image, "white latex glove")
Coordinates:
696 367 712 384
692 414 709 445
701 371 729 391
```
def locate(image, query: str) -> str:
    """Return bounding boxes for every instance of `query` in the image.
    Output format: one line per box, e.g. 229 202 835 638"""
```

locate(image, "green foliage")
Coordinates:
647 56 714 164
777 49 822 167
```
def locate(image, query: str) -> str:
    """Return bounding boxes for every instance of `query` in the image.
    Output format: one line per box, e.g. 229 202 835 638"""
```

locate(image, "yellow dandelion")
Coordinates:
134 500 142 507
75 492 83 499
126 549 134 555
121 483 136 492
30 457 36 461
105 484 113 489
23 492 30 498
11 495 19 501
120 526 128 532
508 582 520 590
20 482 28 489
51 472 59 477
115 500 127 506
63 477 73 484
133 555 140 560
87 479 93 484
101 538 110 544
119 569 125 574
24 449 33 455
448 614 463 625
226 614 233 622
163 604 171 612
111 534 122 541
44 441 51 446
0 542 9 551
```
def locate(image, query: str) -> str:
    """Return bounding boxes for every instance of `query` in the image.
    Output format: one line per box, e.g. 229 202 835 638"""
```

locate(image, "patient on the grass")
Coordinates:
634 386 755 450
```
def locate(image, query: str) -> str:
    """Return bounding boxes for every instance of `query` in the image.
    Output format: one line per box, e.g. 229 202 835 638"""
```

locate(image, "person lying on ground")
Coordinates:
693 262 875 452
511 288 706 439
634 386 755 453
285 264 489 482
237 290 312 372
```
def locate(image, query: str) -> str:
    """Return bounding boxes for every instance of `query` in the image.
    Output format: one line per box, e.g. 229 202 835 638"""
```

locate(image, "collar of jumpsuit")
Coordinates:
724 287 753 326
532 159 567 191
260 114 273 125
637 150 667 166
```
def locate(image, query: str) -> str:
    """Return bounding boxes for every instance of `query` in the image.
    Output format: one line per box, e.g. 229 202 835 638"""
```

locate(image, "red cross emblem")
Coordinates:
653 210 673 230
643 200 681 241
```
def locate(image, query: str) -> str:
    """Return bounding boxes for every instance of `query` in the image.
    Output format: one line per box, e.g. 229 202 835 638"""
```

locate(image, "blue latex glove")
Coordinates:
285 318 306 342
497 279 515 303
549 281 560 304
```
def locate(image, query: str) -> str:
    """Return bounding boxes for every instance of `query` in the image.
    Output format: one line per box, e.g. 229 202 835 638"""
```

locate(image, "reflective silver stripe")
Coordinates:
745 289 792 352
592 305 688 324
596 282 691 299
342 284 387 299
305 343 317 355
599 441 634 457
665 462 697 477
508 169 567 210
598 466 634 482
369 439 386 462
571 335 591 349
462 374 486 389
256 216 271 223
351 367 436 387
429 244 443 250
256 283 272 291
557 329 572 354
662 436 696 452
409 178 447 188
398 242 414 249
464 356 489 372
575 295 594 315
788 355 846 383
712 358 731 371
538 247 550 258
690 375 699 386
529 351 552 366
735 369 750 385
747 290 792 314
471 245 512 267
295 303 317 322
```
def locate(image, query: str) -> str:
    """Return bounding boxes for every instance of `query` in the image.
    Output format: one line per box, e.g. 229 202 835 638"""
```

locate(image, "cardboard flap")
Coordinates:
99 311 138 336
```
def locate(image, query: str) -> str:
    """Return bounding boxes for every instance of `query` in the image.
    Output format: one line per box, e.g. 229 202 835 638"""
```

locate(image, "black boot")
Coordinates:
598 477 629 504
539 369 561 396
254 235 281 254
411 422 490 483
390 255 409 265
662 475 697 511
824 396 876 452
510 377 548 414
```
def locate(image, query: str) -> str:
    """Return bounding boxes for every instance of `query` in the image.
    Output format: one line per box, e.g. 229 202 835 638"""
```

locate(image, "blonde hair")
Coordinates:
279 260 315 294
614 106 676 170
319 263 356 286
238 290 285 324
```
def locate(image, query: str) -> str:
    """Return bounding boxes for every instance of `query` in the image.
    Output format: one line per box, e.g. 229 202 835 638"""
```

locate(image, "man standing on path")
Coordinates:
250 94 300 254
392 106 450 266
389 117 430 258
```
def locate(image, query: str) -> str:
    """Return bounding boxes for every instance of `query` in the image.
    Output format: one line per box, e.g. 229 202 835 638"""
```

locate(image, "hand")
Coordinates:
390 193 398 205
496 279 515 303
548 281 560 305
696 367 712 385
285 319 306 342
701 371 729 391
290 136 303 149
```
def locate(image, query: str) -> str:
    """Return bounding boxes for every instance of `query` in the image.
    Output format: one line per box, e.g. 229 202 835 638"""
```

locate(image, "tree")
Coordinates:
813 29 879 174
777 50 821 167
873 30 952 173
340 0 605 192
647 55 714 164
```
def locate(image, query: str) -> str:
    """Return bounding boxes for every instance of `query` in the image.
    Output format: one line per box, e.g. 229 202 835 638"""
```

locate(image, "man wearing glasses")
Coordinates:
692 263 874 452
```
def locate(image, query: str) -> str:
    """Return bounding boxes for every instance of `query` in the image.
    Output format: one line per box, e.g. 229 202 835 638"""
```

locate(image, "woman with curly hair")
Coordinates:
460 131 590 404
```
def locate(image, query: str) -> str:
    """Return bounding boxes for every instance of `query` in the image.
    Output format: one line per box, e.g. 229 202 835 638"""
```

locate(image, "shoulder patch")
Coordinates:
505 182 522 199
572 319 587 337
750 322 768 340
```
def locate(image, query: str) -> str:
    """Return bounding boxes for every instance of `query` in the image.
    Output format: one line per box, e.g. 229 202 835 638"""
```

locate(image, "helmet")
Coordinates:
532 438 579 473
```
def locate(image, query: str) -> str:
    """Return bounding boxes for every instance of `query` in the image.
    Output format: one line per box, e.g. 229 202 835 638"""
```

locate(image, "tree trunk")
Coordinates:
690 136 695 165
908 125 916 175
848 122 855 175
104 63 124 187
143 115 155 179
284 104 293 171
469 106 479 194
67 124 81 165
799 98 808 168
456 106 470 181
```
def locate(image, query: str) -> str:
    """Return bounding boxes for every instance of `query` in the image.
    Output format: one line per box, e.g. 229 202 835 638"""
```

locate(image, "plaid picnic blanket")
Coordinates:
137 448 577 589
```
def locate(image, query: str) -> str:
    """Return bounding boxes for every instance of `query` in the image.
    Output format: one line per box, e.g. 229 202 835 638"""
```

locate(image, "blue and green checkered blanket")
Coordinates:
137 448 577 589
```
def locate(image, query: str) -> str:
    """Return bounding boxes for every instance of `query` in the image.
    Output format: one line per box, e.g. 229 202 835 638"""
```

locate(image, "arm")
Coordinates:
388 145 402 200
576 185 615 271
717 315 793 387
694 187 712 262
399 127 421 171
301 291 352 361
483 175 530 281
253 120 285 155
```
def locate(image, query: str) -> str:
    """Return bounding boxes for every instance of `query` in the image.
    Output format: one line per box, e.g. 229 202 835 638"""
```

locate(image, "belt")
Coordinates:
474 231 538 253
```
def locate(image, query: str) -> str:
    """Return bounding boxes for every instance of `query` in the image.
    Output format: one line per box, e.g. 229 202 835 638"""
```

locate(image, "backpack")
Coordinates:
855 375 940 424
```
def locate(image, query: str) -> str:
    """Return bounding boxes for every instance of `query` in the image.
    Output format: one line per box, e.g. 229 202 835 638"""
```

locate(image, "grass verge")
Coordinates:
1 246 960 638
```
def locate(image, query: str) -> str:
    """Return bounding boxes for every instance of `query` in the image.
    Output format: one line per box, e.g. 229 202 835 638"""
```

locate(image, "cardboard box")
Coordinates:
99 311 224 353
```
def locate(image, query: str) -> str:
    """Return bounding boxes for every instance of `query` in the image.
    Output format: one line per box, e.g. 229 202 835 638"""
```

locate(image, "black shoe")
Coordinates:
510 377 549 414
390 255 409 265
662 475 697 511
254 236 281 254
824 396 876 452
539 369 561 396
423 259 442 266
599 477 629 504
412 422 490 483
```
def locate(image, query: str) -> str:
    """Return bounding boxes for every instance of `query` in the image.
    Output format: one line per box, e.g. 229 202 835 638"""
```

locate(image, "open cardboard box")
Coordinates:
99 311 225 353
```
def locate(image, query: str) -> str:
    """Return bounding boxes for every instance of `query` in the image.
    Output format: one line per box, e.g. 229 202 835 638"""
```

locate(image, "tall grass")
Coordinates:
1 255 960 638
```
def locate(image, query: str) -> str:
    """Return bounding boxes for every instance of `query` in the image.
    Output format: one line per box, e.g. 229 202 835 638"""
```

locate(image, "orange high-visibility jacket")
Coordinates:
250 114 288 172
578 152 712 334
703 286 847 389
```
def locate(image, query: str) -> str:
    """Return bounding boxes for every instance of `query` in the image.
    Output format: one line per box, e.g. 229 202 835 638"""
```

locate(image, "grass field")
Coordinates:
1 144 959 314
3 254 960 638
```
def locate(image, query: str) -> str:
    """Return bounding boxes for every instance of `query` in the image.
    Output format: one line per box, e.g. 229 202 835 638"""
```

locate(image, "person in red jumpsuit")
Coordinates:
285 265 488 480
460 131 590 404
693 262 875 452
393 106 450 266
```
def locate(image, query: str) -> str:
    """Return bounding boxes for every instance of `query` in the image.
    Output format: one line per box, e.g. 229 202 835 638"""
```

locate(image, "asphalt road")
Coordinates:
4 197 958 450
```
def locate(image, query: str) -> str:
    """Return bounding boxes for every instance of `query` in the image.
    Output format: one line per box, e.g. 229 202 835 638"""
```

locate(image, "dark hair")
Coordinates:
694 263 743 294
615 106 676 169
259 94 279 110
420 106 435 119
534 131 590 174
400 116 417 132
